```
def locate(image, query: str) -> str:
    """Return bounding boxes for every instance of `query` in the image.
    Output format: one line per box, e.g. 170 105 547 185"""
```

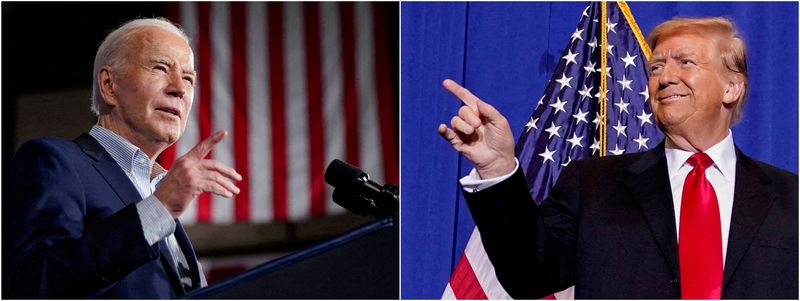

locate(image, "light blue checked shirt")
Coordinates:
89 125 200 289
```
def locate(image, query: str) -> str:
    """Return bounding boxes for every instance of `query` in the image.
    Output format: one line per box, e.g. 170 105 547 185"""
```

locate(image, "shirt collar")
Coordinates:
89 125 166 179
665 130 737 181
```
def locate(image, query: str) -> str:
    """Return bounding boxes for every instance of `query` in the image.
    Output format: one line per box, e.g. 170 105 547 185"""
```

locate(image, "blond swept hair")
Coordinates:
648 17 748 125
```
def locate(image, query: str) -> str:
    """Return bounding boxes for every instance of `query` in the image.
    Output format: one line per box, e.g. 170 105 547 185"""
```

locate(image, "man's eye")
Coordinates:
183 77 195 85
154 65 168 73
681 59 694 65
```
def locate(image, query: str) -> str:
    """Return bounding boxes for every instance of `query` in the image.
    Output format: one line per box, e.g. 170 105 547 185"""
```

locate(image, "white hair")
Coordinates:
90 18 190 116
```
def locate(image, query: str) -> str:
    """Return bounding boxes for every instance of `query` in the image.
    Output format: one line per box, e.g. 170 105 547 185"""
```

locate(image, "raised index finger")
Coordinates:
187 130 227 159
442 79 479 112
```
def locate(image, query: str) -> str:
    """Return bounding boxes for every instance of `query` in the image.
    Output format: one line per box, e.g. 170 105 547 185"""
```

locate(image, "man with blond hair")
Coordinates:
439 17 796 299
5 18 241 298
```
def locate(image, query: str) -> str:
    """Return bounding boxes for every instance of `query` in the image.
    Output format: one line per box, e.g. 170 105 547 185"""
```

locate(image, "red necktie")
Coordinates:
679 153 723 299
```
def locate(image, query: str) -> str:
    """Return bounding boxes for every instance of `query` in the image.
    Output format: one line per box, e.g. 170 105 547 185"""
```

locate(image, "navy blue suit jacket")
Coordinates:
4 134 203 298
465 144 798 299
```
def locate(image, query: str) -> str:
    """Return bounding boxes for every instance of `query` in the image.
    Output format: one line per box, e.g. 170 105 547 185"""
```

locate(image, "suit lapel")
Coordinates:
623 144 680 279
157 240 186 295
74 134 141 207
76 134 187 294
722 149 776 289
174 221 203 290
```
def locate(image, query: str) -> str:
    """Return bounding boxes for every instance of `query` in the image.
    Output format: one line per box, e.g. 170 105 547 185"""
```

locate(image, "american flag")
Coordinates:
443 1 662 299
156 2 398 224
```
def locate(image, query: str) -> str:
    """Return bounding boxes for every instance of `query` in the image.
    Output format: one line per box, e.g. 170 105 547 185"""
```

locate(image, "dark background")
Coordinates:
2 1 398 173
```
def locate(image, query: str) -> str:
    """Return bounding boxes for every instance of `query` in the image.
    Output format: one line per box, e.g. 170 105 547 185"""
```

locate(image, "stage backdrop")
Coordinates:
401 2 798 298
161 2 398 224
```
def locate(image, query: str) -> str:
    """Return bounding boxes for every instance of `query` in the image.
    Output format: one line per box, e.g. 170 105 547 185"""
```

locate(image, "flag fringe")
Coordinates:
616 1 651 60
599 1 608 156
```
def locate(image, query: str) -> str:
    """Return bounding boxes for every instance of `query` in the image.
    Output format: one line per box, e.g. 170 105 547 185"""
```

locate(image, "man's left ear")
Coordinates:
722 76 744 105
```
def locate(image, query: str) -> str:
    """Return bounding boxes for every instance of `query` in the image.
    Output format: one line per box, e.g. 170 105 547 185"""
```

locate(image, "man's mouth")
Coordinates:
657 93 688 101
156 107 182 119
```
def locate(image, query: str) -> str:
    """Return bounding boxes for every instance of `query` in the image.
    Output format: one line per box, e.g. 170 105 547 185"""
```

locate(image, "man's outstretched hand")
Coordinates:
154 130 242 219
438 79 516 179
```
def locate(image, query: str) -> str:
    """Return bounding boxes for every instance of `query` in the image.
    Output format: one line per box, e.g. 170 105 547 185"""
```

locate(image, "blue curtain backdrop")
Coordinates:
401 2 798 298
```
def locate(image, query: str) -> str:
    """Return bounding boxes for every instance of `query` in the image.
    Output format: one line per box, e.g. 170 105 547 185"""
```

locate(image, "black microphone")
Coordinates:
324 159 398 216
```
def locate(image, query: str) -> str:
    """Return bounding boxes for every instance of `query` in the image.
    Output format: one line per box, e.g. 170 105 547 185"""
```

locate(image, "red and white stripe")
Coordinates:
442 227 575 300
161 2 397 224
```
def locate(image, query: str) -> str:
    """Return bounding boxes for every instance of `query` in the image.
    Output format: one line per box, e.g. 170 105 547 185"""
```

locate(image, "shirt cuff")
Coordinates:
136 195 176 246
459 158 520 193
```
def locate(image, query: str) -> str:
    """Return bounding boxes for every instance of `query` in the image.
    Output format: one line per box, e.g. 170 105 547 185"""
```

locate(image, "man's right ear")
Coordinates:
98 67 118 107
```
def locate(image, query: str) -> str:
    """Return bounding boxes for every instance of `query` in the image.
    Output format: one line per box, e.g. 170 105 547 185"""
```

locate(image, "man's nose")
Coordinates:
166 72 186 99
658 62 679 87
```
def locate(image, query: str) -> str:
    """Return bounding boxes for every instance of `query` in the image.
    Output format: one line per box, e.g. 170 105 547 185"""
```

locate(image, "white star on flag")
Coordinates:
613 120 627 137
573 109 589 124
592 112 602 128
571 28 584 42
566 133 584 150
637 110 653 126
525 117 539 132
539 146 556 163
596 66 612 78
562 49 579 66
609 144 625 155
640 86 650 101
617 74 633 91
578 84 593 101
536 95 545 108
550 97 568 114
615 98 630 114
594 88 609 99
556 73 573 90
634 133 650 150
544 122 562 139
588 36 598 53
606 20 617 33
621 51 637 68
584 61 597 77
590 138 600 155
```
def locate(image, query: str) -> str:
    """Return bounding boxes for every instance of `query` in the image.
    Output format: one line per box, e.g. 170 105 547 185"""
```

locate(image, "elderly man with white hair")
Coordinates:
6 18 241 298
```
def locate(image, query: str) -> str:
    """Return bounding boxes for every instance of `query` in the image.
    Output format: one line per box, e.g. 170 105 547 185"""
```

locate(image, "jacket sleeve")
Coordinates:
463 165 580 299
5 139 160 298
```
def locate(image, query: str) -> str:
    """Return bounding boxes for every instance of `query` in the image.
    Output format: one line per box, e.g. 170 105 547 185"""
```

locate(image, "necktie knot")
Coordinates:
687 152 713 170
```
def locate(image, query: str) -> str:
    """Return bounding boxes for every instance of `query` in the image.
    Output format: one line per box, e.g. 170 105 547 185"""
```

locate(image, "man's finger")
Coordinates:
458 105 482 128
206 171 241 195
201 159 243 181
475 99 505 123
204 181 234 198
442 79 479 112
451 116 476 137
187 130 227 159
437 124 463 146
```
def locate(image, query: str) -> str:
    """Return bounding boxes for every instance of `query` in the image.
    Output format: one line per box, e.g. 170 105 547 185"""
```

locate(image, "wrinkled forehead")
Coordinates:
129 27 195 67
650 32 719 61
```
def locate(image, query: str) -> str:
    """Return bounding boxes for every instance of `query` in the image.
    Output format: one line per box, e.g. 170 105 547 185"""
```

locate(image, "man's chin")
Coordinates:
164 133 181 145
154 129 181 146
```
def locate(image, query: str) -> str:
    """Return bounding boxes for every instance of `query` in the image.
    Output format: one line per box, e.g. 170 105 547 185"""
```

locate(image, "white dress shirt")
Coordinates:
461 131 737 265
90 125 204 288
665 131 736 265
